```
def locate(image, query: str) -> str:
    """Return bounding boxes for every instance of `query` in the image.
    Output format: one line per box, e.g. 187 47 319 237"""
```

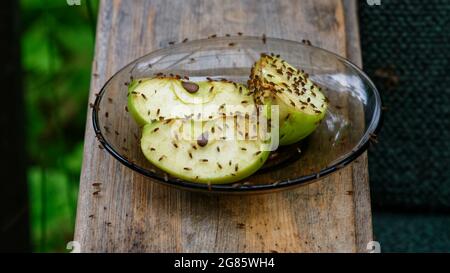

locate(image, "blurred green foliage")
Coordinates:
21 0 98 252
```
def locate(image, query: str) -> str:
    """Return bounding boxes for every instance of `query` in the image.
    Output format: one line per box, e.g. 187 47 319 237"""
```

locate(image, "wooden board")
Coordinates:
74 0 372 253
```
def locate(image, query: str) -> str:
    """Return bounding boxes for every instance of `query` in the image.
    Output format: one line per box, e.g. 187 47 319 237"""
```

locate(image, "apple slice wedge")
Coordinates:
248 54 328 145
127 77 255 126
140 118 270 184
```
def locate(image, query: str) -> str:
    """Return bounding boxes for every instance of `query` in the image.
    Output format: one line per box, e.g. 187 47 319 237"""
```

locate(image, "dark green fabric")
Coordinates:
373 212 450 252
359 0 450 209
359 0 450 252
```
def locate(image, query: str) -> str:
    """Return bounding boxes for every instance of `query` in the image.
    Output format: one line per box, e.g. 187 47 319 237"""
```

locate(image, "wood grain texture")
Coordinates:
342 0 373 252
74 0 372 253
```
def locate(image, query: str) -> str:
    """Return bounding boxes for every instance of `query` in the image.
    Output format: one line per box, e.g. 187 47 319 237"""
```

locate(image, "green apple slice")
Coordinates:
128 77 255 126
140 117 270 184
248 54 328 145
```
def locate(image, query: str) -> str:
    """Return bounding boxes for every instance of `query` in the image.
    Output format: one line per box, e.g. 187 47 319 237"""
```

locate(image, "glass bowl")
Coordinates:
92 36 382 193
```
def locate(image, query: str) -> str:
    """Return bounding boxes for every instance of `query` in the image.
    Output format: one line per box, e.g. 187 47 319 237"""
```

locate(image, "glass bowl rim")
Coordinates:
92 36 383 193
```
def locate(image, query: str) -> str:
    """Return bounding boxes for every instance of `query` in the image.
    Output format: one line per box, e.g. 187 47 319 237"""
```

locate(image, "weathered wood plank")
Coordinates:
75 0 372 253
343 0 373 252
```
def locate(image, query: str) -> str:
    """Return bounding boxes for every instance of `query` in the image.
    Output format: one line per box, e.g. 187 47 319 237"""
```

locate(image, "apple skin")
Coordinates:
279 107 326 146
140 122 270 185
258 95 326 146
